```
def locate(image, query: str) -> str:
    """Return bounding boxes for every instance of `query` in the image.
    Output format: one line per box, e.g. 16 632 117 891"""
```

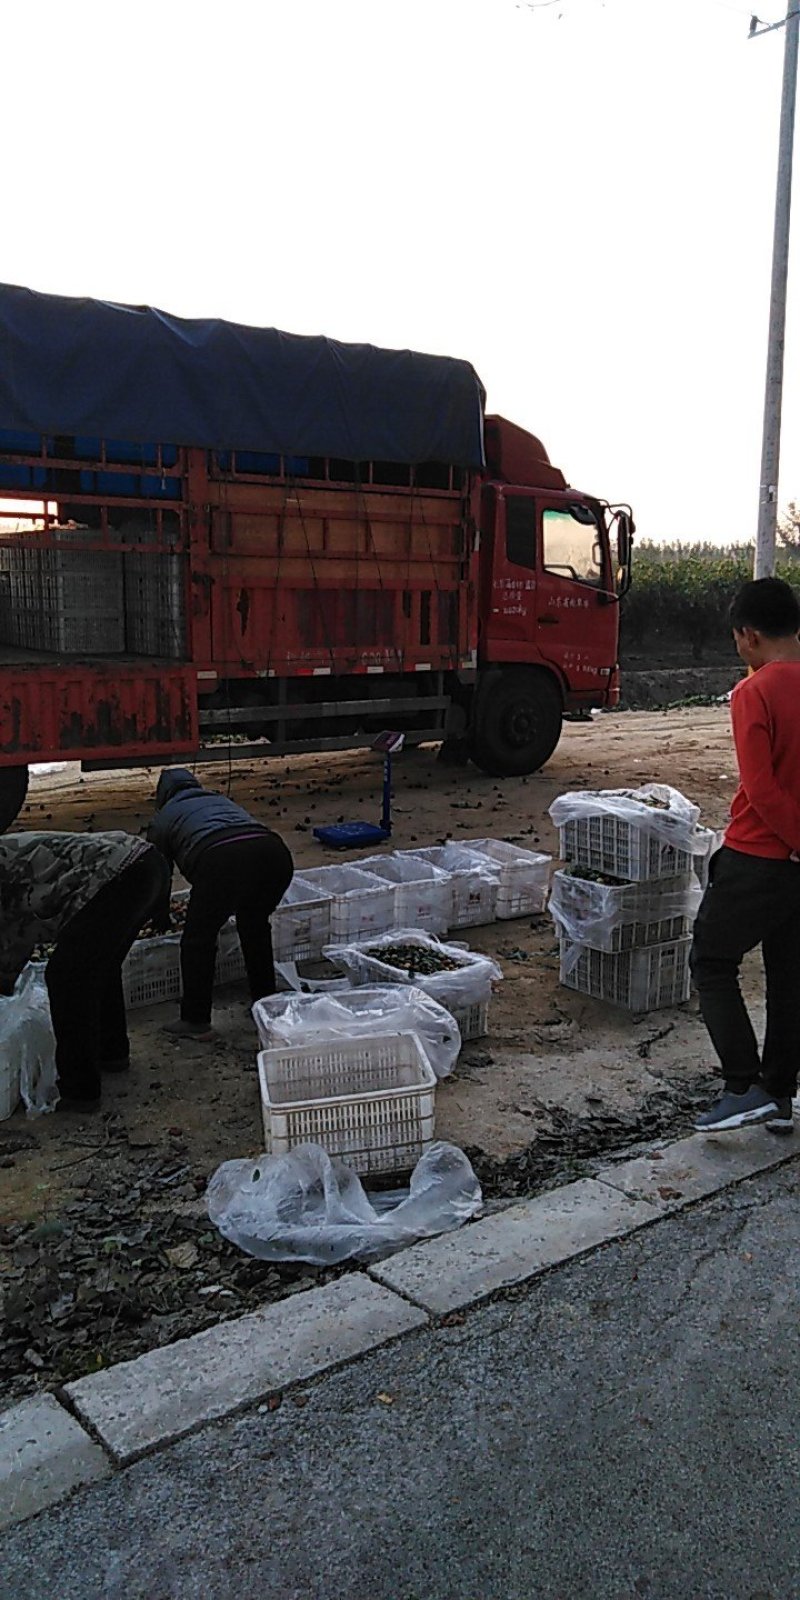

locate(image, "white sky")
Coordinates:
3 0 797 542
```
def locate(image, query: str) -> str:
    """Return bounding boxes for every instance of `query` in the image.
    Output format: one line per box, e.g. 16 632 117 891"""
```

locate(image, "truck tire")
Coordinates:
0 764 29 832
470 670 563 777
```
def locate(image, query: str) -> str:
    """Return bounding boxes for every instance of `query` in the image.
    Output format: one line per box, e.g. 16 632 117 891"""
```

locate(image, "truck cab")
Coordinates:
466 416 632 775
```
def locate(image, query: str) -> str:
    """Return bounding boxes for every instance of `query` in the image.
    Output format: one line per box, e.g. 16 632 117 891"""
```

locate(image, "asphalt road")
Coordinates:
4 1161 800 1600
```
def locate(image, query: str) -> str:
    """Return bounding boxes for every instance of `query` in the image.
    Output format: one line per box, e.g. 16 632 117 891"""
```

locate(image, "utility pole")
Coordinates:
753 5 800 578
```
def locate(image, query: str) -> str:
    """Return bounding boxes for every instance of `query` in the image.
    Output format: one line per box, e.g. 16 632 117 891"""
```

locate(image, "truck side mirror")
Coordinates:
616 511 634 594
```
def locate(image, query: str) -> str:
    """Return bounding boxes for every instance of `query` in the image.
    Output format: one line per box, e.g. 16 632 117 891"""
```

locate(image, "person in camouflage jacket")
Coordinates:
0 831 169 1111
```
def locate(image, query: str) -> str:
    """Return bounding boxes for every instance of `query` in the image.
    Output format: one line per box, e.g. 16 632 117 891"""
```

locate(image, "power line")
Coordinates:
702 1 774 19
516 0 782 21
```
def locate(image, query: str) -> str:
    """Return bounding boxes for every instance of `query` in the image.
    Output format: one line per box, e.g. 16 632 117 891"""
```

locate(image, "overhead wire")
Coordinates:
516 0 782 22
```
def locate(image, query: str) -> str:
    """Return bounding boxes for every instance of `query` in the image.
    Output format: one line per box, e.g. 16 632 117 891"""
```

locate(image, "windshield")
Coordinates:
542 504 604 587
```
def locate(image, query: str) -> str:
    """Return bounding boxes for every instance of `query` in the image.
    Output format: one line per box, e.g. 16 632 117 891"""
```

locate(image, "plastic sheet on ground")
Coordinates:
0 965 58 1117
206 1140 482 1264
323 929 502 1011
549 784 704 853
252 984 461 1079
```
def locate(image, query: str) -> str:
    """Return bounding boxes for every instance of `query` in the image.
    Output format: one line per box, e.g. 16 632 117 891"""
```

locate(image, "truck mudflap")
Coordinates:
0 664 198 763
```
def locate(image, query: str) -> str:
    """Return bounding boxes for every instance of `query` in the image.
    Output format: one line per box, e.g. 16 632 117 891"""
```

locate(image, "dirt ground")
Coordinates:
1 705 761 1399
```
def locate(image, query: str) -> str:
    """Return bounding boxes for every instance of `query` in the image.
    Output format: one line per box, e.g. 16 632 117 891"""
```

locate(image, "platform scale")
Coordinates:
313 731 405 849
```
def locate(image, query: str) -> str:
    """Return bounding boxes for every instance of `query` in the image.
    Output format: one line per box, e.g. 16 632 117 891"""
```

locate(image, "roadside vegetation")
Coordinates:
622 526 800 661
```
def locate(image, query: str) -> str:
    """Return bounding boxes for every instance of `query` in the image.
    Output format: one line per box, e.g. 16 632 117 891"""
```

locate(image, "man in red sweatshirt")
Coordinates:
694 576 800 1133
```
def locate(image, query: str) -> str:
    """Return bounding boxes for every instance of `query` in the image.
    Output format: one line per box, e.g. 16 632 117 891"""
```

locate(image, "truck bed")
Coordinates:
0 656 198 764
0 645 180 668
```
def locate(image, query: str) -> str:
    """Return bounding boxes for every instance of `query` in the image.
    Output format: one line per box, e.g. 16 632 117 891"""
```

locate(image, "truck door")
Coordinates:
534 501 617 694
486 491 618 694
484 489 538 650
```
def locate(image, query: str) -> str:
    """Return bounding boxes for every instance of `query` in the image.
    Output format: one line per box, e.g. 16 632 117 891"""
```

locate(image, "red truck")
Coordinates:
0 286 633 829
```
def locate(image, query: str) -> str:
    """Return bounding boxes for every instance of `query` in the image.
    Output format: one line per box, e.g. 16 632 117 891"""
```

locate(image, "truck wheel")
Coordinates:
0 765 29 832
437 737 471 766
470 671 562 777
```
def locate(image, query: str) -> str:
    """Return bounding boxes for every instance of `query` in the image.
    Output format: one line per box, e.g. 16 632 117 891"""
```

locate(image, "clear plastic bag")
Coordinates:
694 827 724 890
0 965 58 1118
549 784 702 851
297 865 397 941
356 854 449 886
354 854 451 936
459 837 552 917
402 843 499 879
206 1140 482 1264
323 928 502 1011
549 869 702 962
296 864 393 899
252 984 461 1079
399 845 500 928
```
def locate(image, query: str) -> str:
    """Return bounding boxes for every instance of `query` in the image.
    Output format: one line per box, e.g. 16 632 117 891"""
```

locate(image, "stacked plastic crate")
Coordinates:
0 533 124 654
123 528 187 659
548 785 710 1012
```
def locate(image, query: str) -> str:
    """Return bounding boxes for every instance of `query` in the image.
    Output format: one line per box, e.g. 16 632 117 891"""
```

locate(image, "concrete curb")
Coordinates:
2 1126 798 1530
0 1394 110 1533
368 1178 660 1313
64 1275 426 1467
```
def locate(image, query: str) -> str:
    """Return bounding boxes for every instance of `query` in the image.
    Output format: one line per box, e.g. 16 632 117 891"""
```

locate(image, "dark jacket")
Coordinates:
147 770 270 881
0 831 148 992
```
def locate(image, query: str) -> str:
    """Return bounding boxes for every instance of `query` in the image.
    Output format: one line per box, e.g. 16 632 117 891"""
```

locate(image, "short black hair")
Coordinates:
730 576 800 638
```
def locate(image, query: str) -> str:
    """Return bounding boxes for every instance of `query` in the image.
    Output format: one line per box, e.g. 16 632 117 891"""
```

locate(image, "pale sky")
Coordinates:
3 0 797 543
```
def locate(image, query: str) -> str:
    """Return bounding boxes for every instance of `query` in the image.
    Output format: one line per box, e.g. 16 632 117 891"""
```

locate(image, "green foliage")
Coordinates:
622 542 800 661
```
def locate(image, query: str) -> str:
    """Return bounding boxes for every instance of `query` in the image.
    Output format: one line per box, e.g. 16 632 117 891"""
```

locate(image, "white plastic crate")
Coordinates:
272 877 331 963
33 899 247 1012
122 920 246 1009
124 546 187 659
251 985 462 1080
9 603 124 655
0 1057 20 1121
298 865 396 943
461 838 551 919
257 1031 437 1176
402 845 498 929
559 937 692 1012
558 817 696 883
355 854 451 936
323 930 501 1032
0 539 125 654
693 827 723 891
122 935 182 1008
451 999 490 1042
550 870 699 954
552 787 702 884
215 923 248 987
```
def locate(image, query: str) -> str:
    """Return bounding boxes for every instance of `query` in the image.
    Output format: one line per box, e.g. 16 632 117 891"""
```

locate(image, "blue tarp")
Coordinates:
0 284 486 467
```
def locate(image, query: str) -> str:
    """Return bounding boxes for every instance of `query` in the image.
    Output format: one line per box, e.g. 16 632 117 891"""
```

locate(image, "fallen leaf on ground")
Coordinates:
165 1243 199 1270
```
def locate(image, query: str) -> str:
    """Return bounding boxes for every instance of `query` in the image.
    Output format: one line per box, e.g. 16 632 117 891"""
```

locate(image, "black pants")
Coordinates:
46 845 170 1100
180 833 294 1023
690 845 800 1096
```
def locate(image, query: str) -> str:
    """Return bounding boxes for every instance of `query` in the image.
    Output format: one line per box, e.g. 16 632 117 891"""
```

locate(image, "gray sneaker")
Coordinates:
764 1096 794 1134
695 1084 779 1133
